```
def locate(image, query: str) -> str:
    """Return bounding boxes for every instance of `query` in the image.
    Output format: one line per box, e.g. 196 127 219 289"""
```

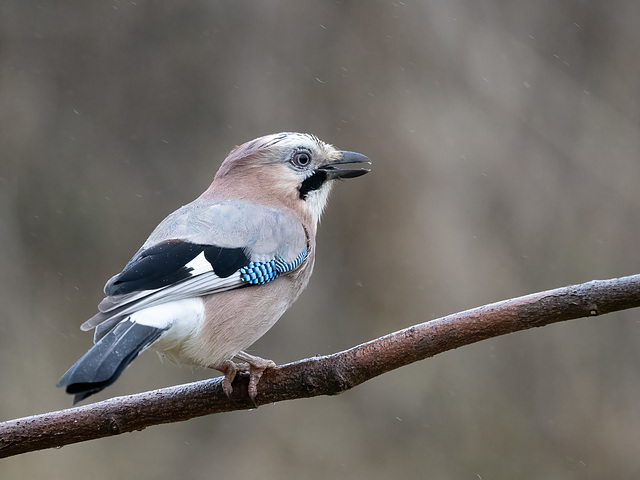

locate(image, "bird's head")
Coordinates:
209 132 371 226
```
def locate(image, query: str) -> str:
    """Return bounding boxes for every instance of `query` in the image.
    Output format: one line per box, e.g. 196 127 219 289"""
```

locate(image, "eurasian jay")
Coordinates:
58 132 370 404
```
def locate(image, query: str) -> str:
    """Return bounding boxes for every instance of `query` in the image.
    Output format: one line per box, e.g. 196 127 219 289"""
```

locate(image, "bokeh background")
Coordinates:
2 1 640 478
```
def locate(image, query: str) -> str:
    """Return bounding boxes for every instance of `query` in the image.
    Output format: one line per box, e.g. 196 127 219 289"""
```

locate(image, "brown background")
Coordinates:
2 1 640 478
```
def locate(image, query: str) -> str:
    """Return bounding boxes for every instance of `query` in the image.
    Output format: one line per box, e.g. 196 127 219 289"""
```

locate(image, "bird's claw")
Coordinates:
215 360 249 398
247 359 276 404
214 354 275 404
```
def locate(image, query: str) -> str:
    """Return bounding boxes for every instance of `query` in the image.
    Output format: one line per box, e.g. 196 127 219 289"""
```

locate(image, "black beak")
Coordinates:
319 151 372 180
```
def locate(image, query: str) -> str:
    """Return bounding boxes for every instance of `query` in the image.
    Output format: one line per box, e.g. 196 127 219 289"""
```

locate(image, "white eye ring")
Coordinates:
292 151 311 168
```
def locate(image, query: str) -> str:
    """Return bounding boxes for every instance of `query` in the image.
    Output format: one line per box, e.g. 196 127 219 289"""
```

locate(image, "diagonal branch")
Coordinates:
2 274 640 458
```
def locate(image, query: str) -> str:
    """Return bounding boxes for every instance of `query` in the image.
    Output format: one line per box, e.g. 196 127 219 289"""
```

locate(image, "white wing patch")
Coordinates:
185 251 214 276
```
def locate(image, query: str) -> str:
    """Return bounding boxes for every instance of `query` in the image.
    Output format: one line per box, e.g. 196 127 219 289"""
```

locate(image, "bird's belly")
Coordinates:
154 275 307 368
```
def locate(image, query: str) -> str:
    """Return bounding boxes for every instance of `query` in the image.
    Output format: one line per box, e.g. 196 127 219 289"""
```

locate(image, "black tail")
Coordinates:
57 319 166 404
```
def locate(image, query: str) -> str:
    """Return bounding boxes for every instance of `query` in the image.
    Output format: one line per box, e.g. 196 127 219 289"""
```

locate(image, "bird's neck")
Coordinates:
200 177 319 236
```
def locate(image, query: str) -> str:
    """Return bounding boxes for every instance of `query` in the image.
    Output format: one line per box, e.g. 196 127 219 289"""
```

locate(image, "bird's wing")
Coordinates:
82 199 308 339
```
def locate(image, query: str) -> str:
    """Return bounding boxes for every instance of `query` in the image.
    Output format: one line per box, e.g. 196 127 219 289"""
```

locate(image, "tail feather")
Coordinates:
57 319 166 404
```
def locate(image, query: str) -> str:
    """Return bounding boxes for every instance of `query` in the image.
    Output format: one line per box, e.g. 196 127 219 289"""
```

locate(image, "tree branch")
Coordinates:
2 274 640 458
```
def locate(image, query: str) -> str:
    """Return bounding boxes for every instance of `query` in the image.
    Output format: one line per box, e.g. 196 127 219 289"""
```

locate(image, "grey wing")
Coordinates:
140 199 307 261
82 199 308 340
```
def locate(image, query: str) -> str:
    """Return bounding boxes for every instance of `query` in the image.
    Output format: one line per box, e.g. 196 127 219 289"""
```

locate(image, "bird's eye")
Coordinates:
292 151 312 168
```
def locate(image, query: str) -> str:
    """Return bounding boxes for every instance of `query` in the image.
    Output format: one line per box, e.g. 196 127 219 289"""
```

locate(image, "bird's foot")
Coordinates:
235 351 276 404
213 353 276 404
214 360 249 398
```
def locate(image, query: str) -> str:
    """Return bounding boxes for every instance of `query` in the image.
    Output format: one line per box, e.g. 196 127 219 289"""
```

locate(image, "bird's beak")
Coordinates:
319 151 372 180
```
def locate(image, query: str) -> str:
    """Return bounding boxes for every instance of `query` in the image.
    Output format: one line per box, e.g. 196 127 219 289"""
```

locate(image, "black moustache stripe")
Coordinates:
298 170 328 200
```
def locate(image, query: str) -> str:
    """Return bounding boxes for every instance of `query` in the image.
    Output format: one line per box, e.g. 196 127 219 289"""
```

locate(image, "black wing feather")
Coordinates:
106 241 203 296
106 240 251 296
203 246 248 278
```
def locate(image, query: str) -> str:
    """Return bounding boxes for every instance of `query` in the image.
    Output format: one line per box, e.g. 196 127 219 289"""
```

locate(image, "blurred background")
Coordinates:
2 1 640 478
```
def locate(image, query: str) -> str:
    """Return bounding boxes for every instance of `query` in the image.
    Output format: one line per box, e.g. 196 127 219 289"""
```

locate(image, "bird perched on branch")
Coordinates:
58 132 371 404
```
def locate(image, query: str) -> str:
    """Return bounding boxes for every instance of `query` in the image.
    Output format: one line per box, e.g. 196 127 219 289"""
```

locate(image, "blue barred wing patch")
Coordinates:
239 248 307 285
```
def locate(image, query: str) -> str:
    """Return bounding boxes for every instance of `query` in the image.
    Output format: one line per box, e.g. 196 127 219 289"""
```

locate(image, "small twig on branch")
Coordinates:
2 274 640 458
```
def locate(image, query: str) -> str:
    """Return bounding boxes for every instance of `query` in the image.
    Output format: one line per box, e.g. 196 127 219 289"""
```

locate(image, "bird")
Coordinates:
57 132 371 404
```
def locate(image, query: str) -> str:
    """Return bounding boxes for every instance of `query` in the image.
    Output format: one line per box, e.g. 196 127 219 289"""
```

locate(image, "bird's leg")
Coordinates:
211 354 275 403
234 351 276 404
213 360 249 398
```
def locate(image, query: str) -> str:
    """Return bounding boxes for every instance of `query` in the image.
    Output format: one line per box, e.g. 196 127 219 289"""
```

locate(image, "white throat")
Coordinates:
303 182 334 226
